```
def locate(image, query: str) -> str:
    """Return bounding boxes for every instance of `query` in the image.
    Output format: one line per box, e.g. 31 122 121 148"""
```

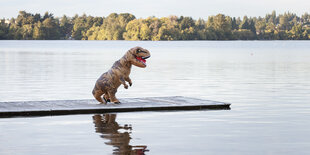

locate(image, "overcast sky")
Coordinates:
1 0 310 19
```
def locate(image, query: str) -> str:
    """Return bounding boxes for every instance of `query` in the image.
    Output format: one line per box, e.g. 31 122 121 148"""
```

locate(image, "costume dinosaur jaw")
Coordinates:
135 56 150 66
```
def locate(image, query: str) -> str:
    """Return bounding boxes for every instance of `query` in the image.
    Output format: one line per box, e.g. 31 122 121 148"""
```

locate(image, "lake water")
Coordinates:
0 41 310 155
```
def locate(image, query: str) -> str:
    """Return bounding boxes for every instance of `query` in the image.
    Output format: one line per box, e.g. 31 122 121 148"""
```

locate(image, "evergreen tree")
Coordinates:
60 15 72 39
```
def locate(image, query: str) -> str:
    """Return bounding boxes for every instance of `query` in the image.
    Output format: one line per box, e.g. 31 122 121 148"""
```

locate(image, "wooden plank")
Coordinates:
0 96 231 117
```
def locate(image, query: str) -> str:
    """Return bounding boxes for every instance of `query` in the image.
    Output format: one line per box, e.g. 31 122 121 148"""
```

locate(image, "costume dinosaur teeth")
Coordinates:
136 56 146 63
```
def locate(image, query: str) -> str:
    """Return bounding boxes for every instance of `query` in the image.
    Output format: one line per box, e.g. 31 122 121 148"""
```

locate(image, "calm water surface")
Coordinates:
0 41 310 154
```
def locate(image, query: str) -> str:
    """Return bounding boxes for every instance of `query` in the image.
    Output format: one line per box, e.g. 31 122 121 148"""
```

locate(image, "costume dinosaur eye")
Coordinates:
137 49 147 53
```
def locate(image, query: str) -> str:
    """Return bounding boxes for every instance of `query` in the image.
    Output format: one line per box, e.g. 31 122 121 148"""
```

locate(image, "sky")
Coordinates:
1 0 310 19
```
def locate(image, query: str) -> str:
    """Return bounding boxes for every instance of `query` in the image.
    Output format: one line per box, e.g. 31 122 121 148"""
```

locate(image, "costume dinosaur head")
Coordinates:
128 46 151 68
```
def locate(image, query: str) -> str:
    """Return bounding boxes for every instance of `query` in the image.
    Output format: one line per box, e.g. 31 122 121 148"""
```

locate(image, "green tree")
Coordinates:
289 24 304 39
0 19 10 39
195 18 207 39
144 17 161 40
123 19 151 40
8 25 23 39
123 19 141 40
33 21 45 39
231 17 238 30
302 29 310 39
265 10 277 25
16 11 31 26
42 12 54 21
301 13 310 24
255 19 266 37
72 14 87 40
60 15 72 39
279 15 289 30
21 24 33 39
100 13 135 40
85 26 101 40
42 17 60 39
178 16 196 39
240 16 249 29
154 16 180 40
206 14 232 40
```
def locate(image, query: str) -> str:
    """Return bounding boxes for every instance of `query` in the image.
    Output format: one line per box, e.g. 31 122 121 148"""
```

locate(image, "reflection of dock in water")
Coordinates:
93 114 149 155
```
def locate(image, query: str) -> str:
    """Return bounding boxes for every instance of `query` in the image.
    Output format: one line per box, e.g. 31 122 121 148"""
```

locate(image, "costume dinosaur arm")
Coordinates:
119 76 129 89
124 76 132 86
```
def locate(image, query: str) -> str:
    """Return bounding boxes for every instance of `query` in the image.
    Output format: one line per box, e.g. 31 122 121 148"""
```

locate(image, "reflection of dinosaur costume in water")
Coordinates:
92 47 151 104
93 114 148 155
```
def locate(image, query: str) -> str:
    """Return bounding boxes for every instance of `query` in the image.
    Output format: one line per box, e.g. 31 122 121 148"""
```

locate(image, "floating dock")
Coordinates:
0 96 230 117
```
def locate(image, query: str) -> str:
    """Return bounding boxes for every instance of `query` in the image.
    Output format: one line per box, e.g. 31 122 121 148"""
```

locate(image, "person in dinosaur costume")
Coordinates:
92 46 151 104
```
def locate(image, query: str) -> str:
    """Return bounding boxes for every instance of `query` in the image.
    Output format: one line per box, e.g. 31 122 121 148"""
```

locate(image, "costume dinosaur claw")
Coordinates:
114 101 121 104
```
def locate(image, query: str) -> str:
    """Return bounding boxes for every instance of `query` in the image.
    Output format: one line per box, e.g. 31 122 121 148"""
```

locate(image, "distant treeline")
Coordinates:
0 11 310 40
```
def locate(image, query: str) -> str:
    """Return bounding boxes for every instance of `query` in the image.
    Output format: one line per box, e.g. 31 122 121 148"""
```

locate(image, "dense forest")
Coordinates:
0 11 310 40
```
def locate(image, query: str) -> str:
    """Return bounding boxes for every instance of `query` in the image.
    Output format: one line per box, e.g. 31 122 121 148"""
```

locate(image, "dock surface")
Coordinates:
0 96 230 117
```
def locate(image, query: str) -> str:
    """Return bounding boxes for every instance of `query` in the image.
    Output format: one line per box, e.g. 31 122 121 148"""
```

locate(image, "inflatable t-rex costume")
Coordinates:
92 46 151 104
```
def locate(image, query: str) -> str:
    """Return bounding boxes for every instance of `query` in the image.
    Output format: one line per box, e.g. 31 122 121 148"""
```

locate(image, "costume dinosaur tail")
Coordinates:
92 89 104 103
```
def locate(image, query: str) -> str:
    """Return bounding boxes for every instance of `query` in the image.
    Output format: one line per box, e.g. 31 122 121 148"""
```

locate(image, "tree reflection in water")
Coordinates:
93 114 149 155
